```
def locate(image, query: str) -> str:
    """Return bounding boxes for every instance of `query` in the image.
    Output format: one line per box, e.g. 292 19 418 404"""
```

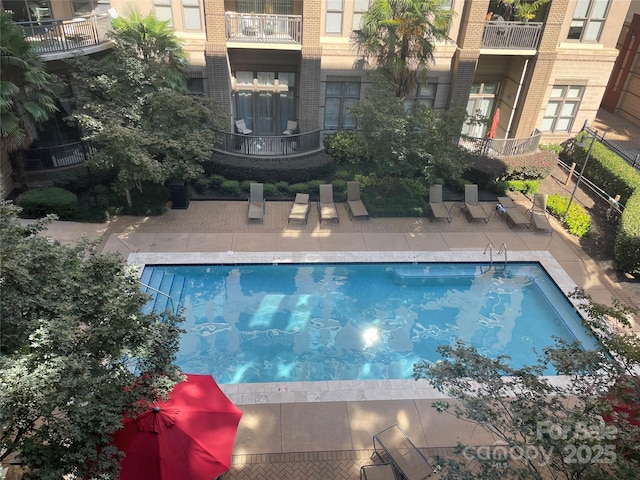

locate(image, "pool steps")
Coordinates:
140 267 185 316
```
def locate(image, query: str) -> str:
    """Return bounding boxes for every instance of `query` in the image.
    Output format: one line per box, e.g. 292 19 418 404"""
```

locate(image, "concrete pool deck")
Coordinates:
29 194 640 479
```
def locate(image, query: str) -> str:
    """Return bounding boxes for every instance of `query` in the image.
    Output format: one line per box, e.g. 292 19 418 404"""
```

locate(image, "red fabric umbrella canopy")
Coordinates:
113 374 243 480
487 108 500 139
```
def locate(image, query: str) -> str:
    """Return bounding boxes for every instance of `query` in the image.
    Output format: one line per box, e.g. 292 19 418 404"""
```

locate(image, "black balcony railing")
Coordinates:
18 12 113 55
225 13 302 44
482 21 543 50
21 141 95 171
460 130 542 157
214 130 321 156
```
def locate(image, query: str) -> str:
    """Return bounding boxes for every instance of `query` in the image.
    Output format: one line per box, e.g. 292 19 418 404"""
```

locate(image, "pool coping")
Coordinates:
128 250 585 405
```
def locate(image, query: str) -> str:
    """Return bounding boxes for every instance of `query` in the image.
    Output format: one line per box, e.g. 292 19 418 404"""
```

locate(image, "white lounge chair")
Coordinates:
318 184 339 223
235 119 252 135
288 193 310 224
247 182 265 223
282 120 298 135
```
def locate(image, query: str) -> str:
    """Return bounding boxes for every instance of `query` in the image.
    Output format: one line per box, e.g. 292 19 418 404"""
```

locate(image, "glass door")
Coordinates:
462 82 499 138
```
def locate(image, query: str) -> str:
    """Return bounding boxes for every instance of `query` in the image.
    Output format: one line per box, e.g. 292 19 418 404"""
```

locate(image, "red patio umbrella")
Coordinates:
487 107 500 139
112 374 243 480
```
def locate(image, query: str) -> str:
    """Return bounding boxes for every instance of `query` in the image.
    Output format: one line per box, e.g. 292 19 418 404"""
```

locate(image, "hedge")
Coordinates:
547 194 591 237
19 187 79 220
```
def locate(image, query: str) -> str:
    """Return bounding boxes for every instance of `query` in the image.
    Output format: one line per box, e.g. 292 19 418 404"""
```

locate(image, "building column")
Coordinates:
448 49 480 109
299 46 322 132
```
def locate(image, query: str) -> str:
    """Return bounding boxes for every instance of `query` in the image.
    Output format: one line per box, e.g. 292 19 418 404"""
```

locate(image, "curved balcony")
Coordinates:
459 130 542 157
214 130 322 157
18 141 95 171
18 12 114 58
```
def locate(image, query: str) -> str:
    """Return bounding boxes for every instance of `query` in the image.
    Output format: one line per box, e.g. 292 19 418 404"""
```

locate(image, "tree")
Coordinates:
498 0 551 22
349 73 469 182
353 0 452 97
414 289 640 480
111 8 189 92
0 198 184 479
0 12 58 183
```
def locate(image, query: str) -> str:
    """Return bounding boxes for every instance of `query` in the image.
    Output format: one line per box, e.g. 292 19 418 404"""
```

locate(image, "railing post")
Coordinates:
565 163 576 186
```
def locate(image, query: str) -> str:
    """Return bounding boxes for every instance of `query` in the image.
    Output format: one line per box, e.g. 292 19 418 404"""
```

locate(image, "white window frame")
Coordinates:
352 0 369 31
541 85 584 133
181 0 202 31
326 0 344 34
154 0 173 26
567 0 610 42
324 81 361 130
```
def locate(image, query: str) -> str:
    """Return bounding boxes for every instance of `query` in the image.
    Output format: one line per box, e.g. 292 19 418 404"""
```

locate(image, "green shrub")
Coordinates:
307 180 324 194
108 183 168 216
239 180 254 193
361 181 428 217
263 183 279 198
209 174 225 189
324 131 367 164
20 187 79 220
275 181 289 193
491 181 509 195
547 194 591 237
539 143 563 155
221 180 241 197
193 175 212 194
614 190 640 275
333 170 352 181
289 183 310 195
499 151 557 180
506 180 539 195
333 179 347 202
399 178 429 197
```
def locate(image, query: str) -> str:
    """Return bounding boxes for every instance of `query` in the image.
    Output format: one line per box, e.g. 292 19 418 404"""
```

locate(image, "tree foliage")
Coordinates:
348 73 469 182
414 289 640 480
69 32 227 205
353 0 452 97
0 12 58 152
0 199 184 479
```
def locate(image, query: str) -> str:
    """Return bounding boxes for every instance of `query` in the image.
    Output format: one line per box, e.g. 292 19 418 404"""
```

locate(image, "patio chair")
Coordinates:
345 181 369 220
531 193 553 235
428 185 451 223
288 193 310 224
235 119 252 135
373 424 435 480
464 184 490 223
360 463 397 480
318 184 339 223
247 182 265 223
282 120 298 135
498 196 532 229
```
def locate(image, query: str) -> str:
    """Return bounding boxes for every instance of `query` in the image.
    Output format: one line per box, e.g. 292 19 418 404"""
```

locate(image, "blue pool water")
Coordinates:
140 263 599 383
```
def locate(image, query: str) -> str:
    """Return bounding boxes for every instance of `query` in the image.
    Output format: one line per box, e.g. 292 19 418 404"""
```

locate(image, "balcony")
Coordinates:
225 13 302 46
481 21 543 51
214 130 321 157
459 130 542 157
19 141 95 172
18 12 114 58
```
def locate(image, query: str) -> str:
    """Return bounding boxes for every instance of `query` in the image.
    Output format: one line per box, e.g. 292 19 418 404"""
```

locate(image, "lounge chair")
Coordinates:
318 184 339 223
345 181 369 220
464 184 490 223
247 182 265 223
288 193 310 224
360 463 397 480
373 424 435 480
531 193 553 235
428 185 451 223
498 196 531 229
235 119 252 135
282 120 298 135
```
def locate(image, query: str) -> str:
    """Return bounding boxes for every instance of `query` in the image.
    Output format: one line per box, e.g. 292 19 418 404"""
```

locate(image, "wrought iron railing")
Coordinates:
482 21 543 50
214 130 322 156
225 13 302 44
17 12 113 55
21 141 95 171
459 130 542 157
582 124 640 170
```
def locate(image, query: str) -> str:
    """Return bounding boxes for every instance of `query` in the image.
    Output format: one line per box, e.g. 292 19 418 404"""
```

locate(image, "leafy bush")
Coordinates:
221 180 241 197
614 190 640 275
491 181 509 195
108 183 168 216
209 174 225 189
193 175 212 194
324 131 367 164
288 183 310 195
399 178 429 197
361 181 428 217
539 143 563 154
333 179 347 200
275 181 289 193
333 170 352 181
499 151 557 180
506 180 539 195
547 194 591 237
263 183 279 198
307 180 324 194
239 180 254 193
20 187 79 220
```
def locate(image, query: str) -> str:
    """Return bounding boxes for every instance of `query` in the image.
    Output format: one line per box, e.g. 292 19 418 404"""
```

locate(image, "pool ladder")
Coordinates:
483 243 508 271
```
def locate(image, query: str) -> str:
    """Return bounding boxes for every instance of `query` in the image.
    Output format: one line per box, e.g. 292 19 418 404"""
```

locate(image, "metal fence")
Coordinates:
21 141 95 171
482 21 543 50
225 13 302 44
459 130 542 157
214 130 321 157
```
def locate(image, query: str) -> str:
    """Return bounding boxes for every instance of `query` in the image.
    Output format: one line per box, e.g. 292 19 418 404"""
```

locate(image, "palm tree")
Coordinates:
0 12 57 153
353 0 452 98
111 9 189 92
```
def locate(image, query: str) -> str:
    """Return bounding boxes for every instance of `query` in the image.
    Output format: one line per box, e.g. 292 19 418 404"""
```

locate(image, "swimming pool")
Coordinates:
140 261 598 383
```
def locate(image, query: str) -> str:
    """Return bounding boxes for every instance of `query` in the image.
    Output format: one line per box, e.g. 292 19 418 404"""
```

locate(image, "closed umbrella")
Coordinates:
112 374 243 480
487 107 500 139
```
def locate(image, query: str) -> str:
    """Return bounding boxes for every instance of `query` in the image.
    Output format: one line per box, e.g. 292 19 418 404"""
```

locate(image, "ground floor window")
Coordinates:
403 81 438 110
233 70 296 135
324 81 360 130
462 82 500 138
541 85 584 132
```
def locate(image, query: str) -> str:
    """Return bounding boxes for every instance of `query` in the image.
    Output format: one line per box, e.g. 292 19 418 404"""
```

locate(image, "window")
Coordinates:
568 0 610 41
154 0 173 25
403 82 438 110
540 85 584 132
71 1 109 16
182 0 201 30
324 81 360 130
326 0 343 34
352 0 369 31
